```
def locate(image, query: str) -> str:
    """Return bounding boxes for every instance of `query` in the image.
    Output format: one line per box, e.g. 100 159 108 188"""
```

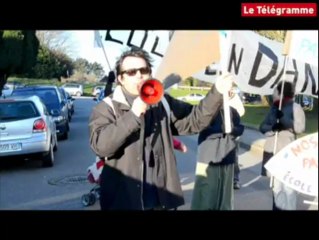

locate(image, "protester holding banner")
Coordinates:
89 48 234 210
259 81 306 210
104 70 116 97
191 98 244 210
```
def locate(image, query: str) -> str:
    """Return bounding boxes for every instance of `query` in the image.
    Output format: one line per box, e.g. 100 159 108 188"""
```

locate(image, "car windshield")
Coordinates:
12 89 60 112
0 101 39 121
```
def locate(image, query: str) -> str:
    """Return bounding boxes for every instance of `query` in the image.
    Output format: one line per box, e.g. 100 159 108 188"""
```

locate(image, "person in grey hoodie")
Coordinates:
259 81 305 210
89 48 234 210
191 93 244 210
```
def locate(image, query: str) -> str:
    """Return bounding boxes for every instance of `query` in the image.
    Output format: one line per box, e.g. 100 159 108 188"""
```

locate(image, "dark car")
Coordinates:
11 85 70 140
59 87 74 121
242 93 261 104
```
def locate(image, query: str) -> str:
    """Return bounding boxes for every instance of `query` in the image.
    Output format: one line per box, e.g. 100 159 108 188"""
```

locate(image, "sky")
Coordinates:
69 30 171 74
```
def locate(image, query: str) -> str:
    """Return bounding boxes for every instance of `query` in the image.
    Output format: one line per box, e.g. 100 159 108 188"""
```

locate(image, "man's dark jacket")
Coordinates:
89 85 223 210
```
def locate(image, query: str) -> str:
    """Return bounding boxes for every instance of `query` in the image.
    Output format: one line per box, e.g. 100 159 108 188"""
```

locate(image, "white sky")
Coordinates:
70 30 171 74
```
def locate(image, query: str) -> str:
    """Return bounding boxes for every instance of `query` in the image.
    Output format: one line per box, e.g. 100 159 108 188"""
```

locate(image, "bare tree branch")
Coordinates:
36 31 75 56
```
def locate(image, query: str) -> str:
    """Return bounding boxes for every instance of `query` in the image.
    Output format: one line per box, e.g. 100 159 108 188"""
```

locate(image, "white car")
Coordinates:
92 86 105 97
1 85 13 97
62 83 83 97
177 93 205 102
0 95 58 167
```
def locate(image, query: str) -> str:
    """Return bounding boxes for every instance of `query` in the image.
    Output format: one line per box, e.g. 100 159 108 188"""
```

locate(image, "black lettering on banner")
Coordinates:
151 36 164 57
302 64 318 96
270 67 284 89
249 42 278 88
102 30 167 58
127 30 148 50
228 44 243 74
270 59 299 89
105 30 123 45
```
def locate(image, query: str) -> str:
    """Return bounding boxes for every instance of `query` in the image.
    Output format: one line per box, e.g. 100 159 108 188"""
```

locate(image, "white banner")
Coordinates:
193 31 318 98
98 30 171 74
289 30 318 67
265 132 318 197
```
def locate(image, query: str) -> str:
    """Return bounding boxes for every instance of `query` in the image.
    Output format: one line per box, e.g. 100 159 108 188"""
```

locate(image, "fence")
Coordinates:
178 86 211 91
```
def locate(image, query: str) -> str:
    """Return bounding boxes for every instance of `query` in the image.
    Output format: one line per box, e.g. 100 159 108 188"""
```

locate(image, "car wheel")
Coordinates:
53 134 58 152
61 131 68 140
42 142 54 167
81 193 96 207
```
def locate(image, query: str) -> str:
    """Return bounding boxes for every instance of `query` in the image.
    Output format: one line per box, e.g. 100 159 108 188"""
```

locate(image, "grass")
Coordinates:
169 88 317 135
242 104 318 135
8 78 62 86
168 88 209 99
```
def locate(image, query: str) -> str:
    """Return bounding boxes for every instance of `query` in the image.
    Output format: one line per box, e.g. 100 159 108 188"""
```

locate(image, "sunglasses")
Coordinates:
120 67 151 76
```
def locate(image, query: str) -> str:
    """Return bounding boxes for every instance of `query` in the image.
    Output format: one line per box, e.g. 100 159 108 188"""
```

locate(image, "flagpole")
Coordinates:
100 43 112 72
95 30 112 72
220 31 231 134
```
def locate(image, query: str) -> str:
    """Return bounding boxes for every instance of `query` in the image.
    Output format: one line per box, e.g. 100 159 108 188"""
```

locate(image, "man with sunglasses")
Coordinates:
89 48 234 210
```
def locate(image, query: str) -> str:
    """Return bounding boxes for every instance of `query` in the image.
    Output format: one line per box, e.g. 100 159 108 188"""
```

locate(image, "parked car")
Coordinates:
62 83 83 97
93 90 104 103
177 93 205 102
11 85 70 140
241 93 261 104
59 87 74 121
0 95 58 167
92 85 105 97
295 94 313 111
1 85 13 97
65 91 75 114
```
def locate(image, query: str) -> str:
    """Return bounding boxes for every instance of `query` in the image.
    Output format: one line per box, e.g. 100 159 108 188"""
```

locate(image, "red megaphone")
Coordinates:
139 79 164 105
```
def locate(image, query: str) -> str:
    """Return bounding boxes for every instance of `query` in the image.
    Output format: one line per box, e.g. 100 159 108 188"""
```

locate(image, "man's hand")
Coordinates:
272 122 284 132
276 109 284 119
214 73 235 94
131 97 148 117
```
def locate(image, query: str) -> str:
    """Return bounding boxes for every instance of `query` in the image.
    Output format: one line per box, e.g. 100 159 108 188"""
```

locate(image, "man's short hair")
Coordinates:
276 81 295 98
115 48 153 77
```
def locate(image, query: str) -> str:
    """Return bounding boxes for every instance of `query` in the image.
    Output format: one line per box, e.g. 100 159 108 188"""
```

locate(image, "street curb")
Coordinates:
239 140 264 155
239 124 265 155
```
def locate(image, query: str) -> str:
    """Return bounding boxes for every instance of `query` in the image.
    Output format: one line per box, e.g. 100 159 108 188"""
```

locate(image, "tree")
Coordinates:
0 30 39 95
73 58 90 74
184 76 198 87
88 62 105 78
36 31 75 57
256 30 286 43
29 46 74 80
51 49 74 79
